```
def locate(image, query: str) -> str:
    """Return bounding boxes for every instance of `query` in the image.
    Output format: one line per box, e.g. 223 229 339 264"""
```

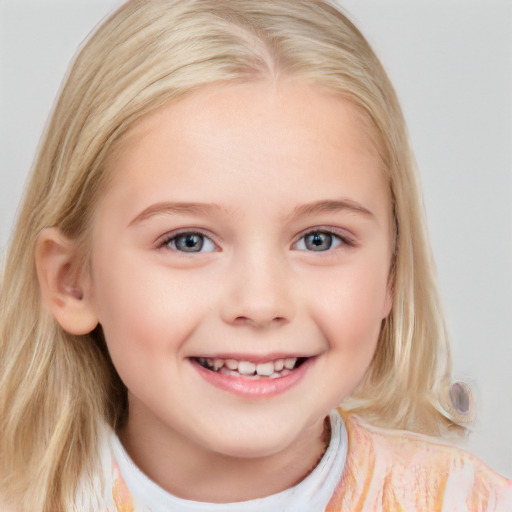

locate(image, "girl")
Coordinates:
0 1 510 510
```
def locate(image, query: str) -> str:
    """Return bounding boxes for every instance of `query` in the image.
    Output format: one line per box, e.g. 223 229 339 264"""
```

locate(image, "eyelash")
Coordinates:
157 227 355 254
293 228 356 252
158 230 218 253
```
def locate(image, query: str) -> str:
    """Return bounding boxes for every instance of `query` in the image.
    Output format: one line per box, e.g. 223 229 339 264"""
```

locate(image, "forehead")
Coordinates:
100 80 389 217
114 80 383 165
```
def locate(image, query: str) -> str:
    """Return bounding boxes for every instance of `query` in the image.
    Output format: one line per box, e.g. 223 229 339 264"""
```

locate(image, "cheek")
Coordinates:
89 249 210 365
309 262 389 351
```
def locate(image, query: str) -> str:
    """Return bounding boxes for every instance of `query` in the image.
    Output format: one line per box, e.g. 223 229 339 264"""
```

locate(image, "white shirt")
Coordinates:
111 409 347 512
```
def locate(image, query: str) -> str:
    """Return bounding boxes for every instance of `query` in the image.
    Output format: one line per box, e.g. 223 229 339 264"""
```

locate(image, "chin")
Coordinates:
209 416 326 463
204 428 296 460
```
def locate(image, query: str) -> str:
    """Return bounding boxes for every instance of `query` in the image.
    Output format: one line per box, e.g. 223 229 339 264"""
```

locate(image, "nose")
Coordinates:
220 250 295 329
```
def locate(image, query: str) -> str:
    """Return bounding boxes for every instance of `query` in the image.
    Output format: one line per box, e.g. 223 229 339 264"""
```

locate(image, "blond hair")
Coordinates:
0 1 468 509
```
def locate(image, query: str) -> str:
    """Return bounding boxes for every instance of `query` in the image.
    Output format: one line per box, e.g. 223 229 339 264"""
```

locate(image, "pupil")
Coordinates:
178 234 203 251
312 234 323 245
184 235 197 247
306 232 332 251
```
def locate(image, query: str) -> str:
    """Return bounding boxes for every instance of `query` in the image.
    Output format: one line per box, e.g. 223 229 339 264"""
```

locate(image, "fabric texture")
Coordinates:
107 408 512 511
325 412 512 511
109 409 347 512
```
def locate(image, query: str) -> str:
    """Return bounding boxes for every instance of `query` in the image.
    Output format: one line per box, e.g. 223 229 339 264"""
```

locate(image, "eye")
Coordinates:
164 232 216 253
294 230 344 252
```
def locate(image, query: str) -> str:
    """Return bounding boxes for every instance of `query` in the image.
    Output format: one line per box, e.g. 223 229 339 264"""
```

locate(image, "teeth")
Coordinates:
196 356 304 377
212 358 224 371
220 368 239 376
238 361 256 375
256 362 275 376
284 357 298 370
225 359 239 370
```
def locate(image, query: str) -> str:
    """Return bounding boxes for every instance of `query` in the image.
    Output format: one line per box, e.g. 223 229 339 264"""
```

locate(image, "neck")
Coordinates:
119 412 331 503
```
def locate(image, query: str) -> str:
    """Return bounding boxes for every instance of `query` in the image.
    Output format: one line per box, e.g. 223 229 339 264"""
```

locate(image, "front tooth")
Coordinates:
238 361 256 375
284 357 297 370
225 359 238 370
256 361 275 376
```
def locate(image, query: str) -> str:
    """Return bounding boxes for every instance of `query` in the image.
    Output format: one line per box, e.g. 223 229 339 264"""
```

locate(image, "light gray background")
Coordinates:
1 0 511 479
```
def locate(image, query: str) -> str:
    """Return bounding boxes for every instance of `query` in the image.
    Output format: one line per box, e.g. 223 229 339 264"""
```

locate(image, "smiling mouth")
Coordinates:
194 357 308 379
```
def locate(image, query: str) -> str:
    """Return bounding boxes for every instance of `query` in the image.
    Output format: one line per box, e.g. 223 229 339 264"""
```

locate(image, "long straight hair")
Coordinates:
0 1 466 509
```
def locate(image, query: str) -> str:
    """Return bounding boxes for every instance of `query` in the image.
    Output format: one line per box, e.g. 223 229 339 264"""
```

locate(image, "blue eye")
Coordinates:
165 232 216 253
294 231 343 252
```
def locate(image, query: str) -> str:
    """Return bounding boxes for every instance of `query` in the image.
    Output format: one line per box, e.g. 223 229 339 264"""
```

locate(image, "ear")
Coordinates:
35 228 98 335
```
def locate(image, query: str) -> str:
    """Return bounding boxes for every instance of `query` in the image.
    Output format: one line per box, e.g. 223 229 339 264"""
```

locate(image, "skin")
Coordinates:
44 80 395 502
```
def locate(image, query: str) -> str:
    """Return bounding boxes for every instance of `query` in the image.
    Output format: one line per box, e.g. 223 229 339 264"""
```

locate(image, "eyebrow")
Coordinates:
288 199 375 220
129 198 375 227
129 202 224 226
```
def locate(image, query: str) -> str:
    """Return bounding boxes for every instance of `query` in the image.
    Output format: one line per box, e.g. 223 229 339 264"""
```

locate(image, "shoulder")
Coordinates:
73 425 126 512
326 409 512 512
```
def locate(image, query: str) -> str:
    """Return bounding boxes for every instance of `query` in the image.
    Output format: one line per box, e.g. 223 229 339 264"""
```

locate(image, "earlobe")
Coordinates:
35 228 98 335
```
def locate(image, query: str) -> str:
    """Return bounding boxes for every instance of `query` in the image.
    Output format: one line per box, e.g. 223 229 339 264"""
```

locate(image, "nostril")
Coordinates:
233 315 287 327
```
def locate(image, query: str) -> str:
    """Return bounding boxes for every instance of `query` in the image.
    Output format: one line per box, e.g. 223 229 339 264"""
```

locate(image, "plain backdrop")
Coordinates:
1 0 511 479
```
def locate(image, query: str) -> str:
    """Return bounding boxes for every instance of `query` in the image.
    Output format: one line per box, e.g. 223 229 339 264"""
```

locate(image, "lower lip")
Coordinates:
191 358 315 398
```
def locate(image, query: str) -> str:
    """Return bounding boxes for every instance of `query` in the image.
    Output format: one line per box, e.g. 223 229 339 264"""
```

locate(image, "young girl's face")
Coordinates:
85 80 393 469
